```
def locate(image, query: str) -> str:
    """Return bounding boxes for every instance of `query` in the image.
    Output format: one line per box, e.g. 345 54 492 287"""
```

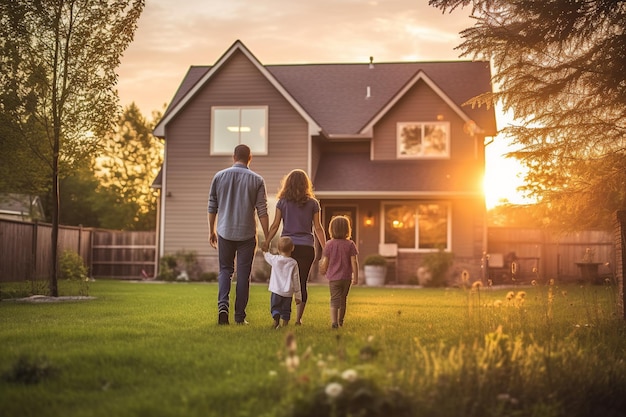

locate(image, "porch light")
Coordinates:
364 212 374 227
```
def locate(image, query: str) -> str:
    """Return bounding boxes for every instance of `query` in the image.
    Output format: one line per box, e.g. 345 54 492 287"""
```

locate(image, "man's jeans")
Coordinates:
217 235 256 322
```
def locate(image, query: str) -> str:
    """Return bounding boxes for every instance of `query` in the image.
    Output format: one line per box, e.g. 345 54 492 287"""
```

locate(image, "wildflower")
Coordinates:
285 332 297 353
285 355 300 372
517 291 526 299
341 369 358 382
487 279 493 287
317 360 326 368
325 382 343 399
494 300 503 307
531 279 537 286
367 335 375 343
532 267 537 273
506 291 515 301
461 270 470 283
472 280 483 289
268 370 277 377
549 279 554 286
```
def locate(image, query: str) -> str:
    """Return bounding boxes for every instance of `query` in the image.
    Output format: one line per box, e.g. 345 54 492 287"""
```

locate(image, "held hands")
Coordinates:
261 241 270 252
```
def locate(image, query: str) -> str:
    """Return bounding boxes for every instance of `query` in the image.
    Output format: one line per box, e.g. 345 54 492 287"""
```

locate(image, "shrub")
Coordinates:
363 254 387 266
59 250 89 296
420 247 454 287
200 271 218 282
157 250 204 281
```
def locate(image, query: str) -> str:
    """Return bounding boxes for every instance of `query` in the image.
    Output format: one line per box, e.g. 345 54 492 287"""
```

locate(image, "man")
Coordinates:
208 144 269 325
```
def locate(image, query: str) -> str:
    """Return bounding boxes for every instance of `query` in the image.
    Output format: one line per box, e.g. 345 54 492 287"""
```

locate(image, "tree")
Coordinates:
430 0 626 231
95 103 163 230
0 0 144 296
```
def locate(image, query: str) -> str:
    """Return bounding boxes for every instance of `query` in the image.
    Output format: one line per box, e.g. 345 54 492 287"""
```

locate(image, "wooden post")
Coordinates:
616 210 626 320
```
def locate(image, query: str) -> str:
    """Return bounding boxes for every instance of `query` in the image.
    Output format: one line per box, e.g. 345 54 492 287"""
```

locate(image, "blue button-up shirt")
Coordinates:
208 162 268 241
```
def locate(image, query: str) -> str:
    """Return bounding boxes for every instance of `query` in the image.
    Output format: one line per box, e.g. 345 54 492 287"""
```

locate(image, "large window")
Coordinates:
383 202 450 250
211 106 268 155
397 122 449 158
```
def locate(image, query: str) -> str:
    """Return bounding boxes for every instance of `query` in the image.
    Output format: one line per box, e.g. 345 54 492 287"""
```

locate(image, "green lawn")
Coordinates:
1 280 624 417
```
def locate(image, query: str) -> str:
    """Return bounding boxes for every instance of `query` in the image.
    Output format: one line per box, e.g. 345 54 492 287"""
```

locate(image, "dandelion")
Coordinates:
341 369 358 382
549 279 555 286
461 270 470 283
494 300 503 307
506 291 515 301
487 279 493 287
325 382 343 399
286 355 300 372
285 332 297 353
531 279 537 286
517 291 526 299
532 267 537 273
367 335 375 343
472 280 483 289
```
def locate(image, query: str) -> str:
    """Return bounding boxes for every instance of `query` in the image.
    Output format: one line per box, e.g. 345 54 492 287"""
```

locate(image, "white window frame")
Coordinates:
396 121 450 159
210 106 268 155
381 201 451 252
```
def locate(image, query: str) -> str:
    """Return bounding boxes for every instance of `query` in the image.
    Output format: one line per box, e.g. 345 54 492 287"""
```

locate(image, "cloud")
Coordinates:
117 0 475 116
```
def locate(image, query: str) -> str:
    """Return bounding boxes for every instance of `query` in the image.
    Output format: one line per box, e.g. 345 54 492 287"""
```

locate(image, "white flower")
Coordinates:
341 369 358 382
325 382 343 399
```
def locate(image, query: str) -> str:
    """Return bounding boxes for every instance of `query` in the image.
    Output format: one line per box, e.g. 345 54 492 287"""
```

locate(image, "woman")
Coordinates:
263 169 326 325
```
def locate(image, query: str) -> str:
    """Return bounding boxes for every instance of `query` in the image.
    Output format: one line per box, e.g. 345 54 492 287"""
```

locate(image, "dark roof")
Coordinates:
164 60 496 136
313 151 481 196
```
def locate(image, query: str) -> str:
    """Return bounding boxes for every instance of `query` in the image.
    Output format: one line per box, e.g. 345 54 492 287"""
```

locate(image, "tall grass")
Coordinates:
0 280 624 417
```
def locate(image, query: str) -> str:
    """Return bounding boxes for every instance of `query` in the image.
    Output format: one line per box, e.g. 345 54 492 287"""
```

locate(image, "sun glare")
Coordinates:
484 138 530 209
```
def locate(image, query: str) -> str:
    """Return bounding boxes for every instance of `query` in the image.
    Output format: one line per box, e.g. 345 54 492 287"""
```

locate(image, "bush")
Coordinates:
420 247 454 287
363 254 387 266
157 250 204 281
59 250 89 296
200 271 218 282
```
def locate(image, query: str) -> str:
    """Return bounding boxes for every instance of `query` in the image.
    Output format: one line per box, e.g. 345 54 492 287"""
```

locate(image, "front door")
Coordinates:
323 205 357 245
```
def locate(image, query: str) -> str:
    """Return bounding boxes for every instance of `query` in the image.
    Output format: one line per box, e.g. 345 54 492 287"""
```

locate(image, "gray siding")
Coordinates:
162 50 309 262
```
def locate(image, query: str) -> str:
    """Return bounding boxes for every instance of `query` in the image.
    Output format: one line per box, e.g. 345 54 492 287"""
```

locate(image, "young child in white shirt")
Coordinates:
263 236 302 329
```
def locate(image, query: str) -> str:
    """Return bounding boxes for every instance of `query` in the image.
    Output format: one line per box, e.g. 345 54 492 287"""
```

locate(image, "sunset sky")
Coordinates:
116 0 529 208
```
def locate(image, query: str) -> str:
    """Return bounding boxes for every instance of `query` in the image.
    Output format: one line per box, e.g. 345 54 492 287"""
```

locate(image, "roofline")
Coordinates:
315 191 484 199
359 70 475 135
154 40 322 138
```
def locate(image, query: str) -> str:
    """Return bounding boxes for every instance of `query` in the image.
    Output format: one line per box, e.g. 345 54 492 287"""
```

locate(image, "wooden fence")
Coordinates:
487 227 615 284
0 219 616 284
0 219 156 282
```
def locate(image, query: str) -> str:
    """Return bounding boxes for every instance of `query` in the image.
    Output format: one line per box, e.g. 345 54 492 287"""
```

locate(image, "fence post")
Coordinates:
616 211 626 320
30 220 38 282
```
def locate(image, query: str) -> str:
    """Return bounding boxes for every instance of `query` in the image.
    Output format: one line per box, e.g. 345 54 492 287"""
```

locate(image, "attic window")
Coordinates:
397 122 450 159
211 106 268 155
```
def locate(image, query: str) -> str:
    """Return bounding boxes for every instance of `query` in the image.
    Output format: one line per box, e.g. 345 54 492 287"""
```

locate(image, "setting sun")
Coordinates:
484 135 530 210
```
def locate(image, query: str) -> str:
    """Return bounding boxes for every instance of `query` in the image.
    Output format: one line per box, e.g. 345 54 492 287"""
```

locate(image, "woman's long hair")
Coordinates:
277 169 315 205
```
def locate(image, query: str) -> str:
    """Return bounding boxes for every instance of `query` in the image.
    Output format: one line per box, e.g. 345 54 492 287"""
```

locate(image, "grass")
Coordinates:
0 279 625 417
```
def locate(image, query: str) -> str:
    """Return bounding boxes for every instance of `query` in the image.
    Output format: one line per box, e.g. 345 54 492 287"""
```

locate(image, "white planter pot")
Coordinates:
364 265 387 286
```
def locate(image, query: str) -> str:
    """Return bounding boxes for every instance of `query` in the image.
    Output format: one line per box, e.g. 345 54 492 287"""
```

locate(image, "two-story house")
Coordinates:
153 40 497 284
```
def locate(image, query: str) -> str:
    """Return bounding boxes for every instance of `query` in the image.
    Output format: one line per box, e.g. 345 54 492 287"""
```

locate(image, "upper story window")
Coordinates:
397 122 450 159
211 106 268 155
383 201 450 251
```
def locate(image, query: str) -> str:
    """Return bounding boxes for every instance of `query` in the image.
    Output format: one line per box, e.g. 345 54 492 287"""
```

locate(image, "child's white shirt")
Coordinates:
263 252 302 302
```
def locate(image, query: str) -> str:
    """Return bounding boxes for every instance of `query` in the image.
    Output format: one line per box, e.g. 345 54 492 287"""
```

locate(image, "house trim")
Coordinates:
317 191 483 199
154 40 322 138
359 70 477 136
